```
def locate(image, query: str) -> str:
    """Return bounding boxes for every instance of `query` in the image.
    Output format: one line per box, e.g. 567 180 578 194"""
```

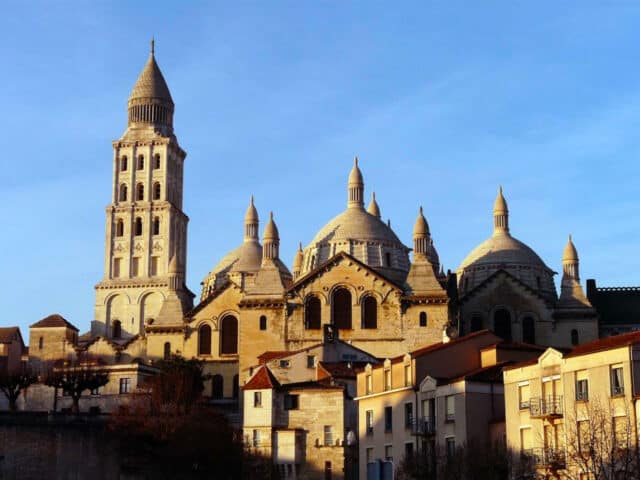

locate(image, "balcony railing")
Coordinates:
522 448 566 469
529 396 563 418
411 418 436 436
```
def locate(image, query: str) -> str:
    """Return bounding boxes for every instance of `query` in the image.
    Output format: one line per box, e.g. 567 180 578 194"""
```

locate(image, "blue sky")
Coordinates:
2 2 639 340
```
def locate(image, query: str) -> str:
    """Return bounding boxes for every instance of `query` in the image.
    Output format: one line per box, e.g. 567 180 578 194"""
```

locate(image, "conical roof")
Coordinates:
563 235 579 262
413 206 430 236
293 243 304 270
348 156 364 185
367 192 381 218
493 186 508 214
263 212 279 241
129 43 174 105
245 196 259 223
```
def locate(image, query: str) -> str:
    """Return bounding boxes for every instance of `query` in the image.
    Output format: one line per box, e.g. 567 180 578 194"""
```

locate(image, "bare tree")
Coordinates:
43 355 109 414
0 365 37 411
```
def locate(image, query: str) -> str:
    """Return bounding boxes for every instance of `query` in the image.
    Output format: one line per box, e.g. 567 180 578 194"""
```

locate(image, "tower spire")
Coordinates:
262 211 280 261
244 196 259 242
413 206 430 258
367 191 381 218
347 156 364 209
493 185 509 235
151 37 155 56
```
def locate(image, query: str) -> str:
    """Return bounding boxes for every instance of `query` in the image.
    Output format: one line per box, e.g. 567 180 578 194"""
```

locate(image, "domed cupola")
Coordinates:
457 186 556 300
127 40 174 135
367 192 381 218
299 158 410 285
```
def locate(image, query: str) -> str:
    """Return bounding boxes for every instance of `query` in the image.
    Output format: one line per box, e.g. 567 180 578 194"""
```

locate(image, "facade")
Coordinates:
504 331 640 479
0 327 25 374
586 278 640 337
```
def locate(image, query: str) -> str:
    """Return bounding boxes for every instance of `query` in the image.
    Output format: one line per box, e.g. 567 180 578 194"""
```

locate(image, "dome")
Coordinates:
459 234 549 271
348 157 364 185
128 44 173 105
563 235 578 262
309 207 404 246
245 196 259 224
263 212 279 241
413 207 429 236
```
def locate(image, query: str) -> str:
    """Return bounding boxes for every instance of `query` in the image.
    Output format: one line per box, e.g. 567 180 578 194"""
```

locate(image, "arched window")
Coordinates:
419 312 427 327
212 374 223 399
38 336 43 350
493 309 512 341
232 374 239 399
198 324 212 355
332 288 352 329
305 296 321 330
119 184 127 202
153 217 160 235
121 156 128 171
471 315 483 333
220 315 238 355
362 296 377 329
153 154 161 169
137 155 144 170
259 315 267 331
134 217 143 236
112 320 122 339
385 252 392 267
571 329 579 346
153 182 161 200
116 219 124 237
136 183 144 201
522 316 535 344
164 342 171 360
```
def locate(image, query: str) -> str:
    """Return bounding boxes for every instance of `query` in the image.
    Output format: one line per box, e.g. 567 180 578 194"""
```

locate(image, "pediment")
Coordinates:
186 281 243 323
461 269 553 309
538 347 564 367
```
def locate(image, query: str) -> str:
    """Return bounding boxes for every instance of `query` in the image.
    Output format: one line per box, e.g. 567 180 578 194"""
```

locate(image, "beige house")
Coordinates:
355 330 543 478
0 327 26 374
504 330 640 479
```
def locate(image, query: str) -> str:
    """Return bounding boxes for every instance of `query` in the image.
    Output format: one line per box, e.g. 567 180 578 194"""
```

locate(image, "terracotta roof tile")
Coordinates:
565 330 640 358
30 314 78 331
0 327 21 344
243 366 280 390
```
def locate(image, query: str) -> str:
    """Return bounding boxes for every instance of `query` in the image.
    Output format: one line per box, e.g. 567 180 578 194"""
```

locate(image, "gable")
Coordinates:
461 270 553 311
186 282 243 323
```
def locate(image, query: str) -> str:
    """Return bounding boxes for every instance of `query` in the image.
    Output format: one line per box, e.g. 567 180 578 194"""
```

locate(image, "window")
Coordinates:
385 252 392 267
279 359 290 368
113 258 121 277
38 336 43 350
131 257 140 277
119 377 131 394
137 154 144 170
119 183 127 201
153 217 160 235
134 217 142 236
577 420 589 454
112 320 122 339
198 324 212 355
518 383 531 410
362 296 377 329
366 374 373 394
384 369 391 391
405 442 414 460
404 403 413 428
153 153 161 169
613 416 628 448
233 374 239 399
611 366 624 396
305 296 321 329
522 316 535 344
324 461 332 480
153 182 161 200
471 314 482 332
404 364 411 386
136 183 144 201
332 288 352 329
252 429 260 447
324 425 333 446
445 395 455 421
211 374 223 399
576 371 589 401
121 156 128 171
90 387 100 395
116 219 124 237
150 256 159 276
384 444 393 461
284 394 299 410
366 410 374 435
307 355 317 368
384 406 392 432
419 312 427 327
366 447 374 463
220 315 238 355
493 308 512 341
163 342 170 360
571 329 579 346
446 437 456 458
254 391 262 407
259 315 267 331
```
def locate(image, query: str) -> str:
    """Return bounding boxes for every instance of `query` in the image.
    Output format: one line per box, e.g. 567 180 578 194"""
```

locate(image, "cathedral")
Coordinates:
27 44 597 406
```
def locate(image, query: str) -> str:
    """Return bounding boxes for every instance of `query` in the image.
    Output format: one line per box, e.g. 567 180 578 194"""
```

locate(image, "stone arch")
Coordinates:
106 293 130 338
332 287 352 330
327 283 357 305
220 315 238 355
304 294 322 330
140 291 164 333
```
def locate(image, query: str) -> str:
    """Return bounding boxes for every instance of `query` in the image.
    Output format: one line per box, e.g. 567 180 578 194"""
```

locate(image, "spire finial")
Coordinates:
499 184 503 195
419 206 424 215
298 242 303 251
269 211 274 221
151 38 155 56
354 155 358 167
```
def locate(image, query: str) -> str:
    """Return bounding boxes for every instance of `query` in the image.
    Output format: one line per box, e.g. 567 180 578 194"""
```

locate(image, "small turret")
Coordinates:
293 243 304 279
367 192 381 218
262 212 280 261
244 196 259 242
559 234 591 307
347 156 364 209
413 206 430 258
493 186 509 235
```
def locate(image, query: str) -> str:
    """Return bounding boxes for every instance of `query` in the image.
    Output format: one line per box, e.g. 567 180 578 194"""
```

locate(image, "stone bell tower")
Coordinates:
92 41 192 339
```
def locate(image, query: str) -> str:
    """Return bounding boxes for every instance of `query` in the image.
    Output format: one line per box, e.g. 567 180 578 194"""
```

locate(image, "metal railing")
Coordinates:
522 448 566 469
411 418 436 436
529 396 563 418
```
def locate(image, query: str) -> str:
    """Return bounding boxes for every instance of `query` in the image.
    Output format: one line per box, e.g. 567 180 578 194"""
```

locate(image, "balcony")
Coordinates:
529 396 563 418
411 418 436 436
523 448 566 469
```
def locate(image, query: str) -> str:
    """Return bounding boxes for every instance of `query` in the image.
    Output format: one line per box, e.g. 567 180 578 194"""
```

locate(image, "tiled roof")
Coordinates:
258 350 295 364
0 327 21 344
318 361 369 379
408 330 497 360
565 330 640 358
30 314 78 331
243 366 280 390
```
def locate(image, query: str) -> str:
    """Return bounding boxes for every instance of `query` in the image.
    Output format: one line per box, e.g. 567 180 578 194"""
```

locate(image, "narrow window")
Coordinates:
153 153 161 169
254 391 262 407
611 366 624 396
116 219 124 237
119 184 127 201
259 315 267 331
518 384 531 409
137 155 144 170
113 258 121 277
419 312 427 327
119 378 131 394
576 371 589 401
153 217 160 235
522 316 535 344
324 425 333 446
384 406 392 432
384 369 391 391
233 374 239 399
471 314 483 332
571 329 579 346
446 437 456 458
366 410 374 435
362 296 377 329
211 374 223 399
199 324 212 355
163 342 171 360
405 442 414 460
493 308 512 341
38 336 43 350
366 374 373 394
131 257 140 277
404 403 413 428
305 296 321 329
332 288 352 329
134 217 142 236
120 156 128 171
136 183 144 201
150 256 158 276
324 461 332 480
404 364 411 386
112 320 122 339
253 429 260 447
384 445 393 461
153 182 161 200
445 395 455 421
220 316 238 355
